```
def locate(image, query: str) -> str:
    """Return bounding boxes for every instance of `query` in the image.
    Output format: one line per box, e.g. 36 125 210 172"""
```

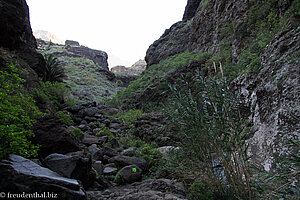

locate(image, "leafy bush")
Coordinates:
43 54 66 82
120 135 162 168
56 111 74 126
70 128 84 139
0 63 40 159
166 69 253 199
31 81 72 110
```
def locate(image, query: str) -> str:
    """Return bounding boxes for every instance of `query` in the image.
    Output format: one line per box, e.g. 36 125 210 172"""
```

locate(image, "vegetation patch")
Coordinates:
56 111 74 126
70 128 84 140
0 63 41 159
107 51 212 110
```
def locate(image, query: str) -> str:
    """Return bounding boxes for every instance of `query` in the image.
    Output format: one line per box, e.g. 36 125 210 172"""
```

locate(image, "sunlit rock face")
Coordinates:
34 30 64 45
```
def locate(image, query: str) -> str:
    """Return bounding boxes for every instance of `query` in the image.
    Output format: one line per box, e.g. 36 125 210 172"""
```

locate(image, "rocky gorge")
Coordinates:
0 0 299 199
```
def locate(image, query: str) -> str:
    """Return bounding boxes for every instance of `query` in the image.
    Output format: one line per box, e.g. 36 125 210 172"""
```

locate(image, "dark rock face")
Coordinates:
145 21 192 66
0 0 46 76
0 154 86 199
0 0 36 49
145 0 250 66
65 40 108 70
32 115 82 158
182 0 201 21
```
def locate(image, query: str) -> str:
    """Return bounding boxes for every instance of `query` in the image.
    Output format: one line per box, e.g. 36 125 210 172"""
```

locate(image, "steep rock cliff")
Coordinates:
145 0 300 173
0 0 46 85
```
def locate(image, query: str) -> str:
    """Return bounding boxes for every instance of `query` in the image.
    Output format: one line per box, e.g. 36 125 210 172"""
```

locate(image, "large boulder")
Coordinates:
44 153 94 189
108 155 148 172
0 154 86 199
116 165 142 184
32 115 82 158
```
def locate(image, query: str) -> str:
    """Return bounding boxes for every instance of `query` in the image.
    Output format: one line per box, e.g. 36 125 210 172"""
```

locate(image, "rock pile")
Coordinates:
0 102 187 199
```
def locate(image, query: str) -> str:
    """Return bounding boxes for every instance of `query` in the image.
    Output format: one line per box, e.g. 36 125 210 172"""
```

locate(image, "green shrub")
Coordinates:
120 135 162 168
0 63 40 159
31 81 71 109
188 182 214 200
56 111 74 126
70 128 84 139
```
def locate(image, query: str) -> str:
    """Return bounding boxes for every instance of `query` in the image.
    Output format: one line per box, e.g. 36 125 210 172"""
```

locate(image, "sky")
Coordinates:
26 0 187 68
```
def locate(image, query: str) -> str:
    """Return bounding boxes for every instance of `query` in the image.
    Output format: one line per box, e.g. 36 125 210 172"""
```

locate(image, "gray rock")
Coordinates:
103 167 118 175
88 122 97 130
121 147 136 157
88 144 103 161
109 122 122 129
0 154 86 199
117 165 142 183
78 107 101 118
109 138 120 149
108 155 148 172
44 153 94 189
92 161 104 176
101 146 118 157
82 133 106 145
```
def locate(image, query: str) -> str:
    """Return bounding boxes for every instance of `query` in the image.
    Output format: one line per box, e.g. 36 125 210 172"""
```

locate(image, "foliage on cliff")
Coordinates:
0 63 41 159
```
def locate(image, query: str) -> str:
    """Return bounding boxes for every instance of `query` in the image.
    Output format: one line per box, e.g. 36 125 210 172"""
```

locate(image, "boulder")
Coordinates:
88 144 103 161
92 161 104 176
103 167 118 175
82 133 106 145
108 155 148 172
78 107 101 117
121 147 136 157
0 154 86 199
116 165 142 184
101 146 118 158
99 106 119 116
32 115 82 158
44 153 94 189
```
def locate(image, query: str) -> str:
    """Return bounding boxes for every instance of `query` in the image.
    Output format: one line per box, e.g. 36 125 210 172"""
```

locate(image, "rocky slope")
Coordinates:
36 39 123 103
